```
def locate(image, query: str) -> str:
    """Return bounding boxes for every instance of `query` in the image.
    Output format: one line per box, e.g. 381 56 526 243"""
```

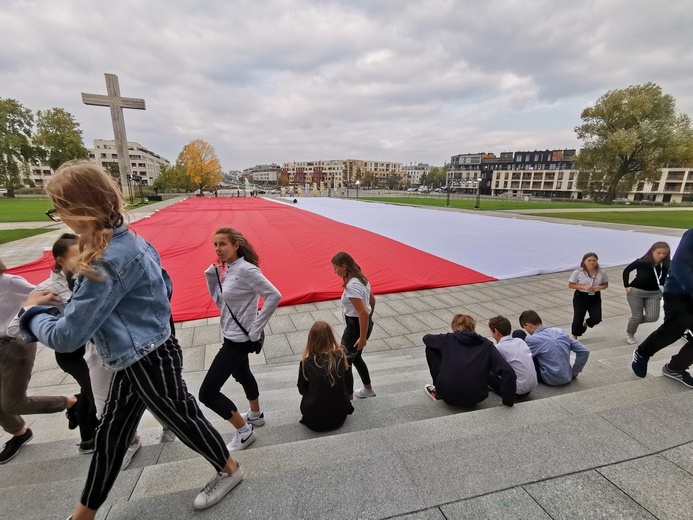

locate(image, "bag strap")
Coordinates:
214 266 251 339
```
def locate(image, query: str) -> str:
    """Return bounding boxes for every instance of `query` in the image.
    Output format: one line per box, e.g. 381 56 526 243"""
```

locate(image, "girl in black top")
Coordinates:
297 321 354 432
622 242 671 344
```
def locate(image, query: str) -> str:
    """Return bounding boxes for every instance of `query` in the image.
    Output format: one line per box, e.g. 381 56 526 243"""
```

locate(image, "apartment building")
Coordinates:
280 159 403 188
89 139 170 186
402 163 432 186
243 164 281 183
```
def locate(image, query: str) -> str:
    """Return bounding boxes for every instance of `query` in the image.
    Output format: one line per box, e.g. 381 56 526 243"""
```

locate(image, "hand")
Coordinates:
24 290 61 307
354 338 367 351
572 372 580 379
625 287 632 293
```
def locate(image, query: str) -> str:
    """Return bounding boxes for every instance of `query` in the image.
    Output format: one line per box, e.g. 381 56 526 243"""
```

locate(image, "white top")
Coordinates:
0 273 35 338
569 268 609 292
495 335 538 395
341 277 372 318
205 257 282 342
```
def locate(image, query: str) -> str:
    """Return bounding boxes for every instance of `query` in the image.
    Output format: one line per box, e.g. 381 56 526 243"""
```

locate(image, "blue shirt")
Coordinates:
664 227 693 296
525 326 590 385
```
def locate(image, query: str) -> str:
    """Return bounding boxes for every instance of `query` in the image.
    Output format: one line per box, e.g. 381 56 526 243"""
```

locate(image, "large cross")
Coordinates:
82 73 146 200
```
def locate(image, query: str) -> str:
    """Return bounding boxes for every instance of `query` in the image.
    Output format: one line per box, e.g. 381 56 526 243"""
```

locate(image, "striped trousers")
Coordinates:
81 337 229 510
626 288 663 335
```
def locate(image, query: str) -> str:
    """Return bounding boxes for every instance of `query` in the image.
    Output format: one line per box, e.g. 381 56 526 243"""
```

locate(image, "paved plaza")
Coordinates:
0 198 691 519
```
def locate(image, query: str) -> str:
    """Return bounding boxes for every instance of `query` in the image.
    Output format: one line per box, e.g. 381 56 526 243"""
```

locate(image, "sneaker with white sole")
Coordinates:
193 463 245 511
424 384 441 401
159 429 176 443
226 427 256 452
241 410 266 426
662 363 693 388
0 429 33 464
354 387 376 399
625 334 636 345
121 437 142 470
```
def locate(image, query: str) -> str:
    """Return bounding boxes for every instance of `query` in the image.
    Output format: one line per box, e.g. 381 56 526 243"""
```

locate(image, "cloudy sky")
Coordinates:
1 0 691 170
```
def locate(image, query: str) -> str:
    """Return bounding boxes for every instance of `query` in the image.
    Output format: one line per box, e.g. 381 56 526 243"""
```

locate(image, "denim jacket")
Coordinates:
19 226 172 371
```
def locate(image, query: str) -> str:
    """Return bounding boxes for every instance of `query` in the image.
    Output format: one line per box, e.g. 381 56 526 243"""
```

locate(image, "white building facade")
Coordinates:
403 163 432 186
89 139 170 186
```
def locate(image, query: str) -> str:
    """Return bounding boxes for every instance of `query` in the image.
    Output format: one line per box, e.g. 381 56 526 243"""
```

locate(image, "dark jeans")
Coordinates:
532 356 546 385
425 346 441 385
487 373 531 398
199 338 260 419
638 293 693 371
342 316 373 395
572 291 602 337
55 346 99 442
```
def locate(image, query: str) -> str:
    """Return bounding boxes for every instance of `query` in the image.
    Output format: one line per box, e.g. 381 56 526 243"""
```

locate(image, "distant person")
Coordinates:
423 314 516 407
488 316 537 397
622 242 670 344
331 252 376 399
297 321 353 431
568 252 609 339
519 310 590 385
632 228 693 387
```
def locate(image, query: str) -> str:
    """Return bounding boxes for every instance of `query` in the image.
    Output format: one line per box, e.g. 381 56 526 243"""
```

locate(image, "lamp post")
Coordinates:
356 180 360 199
474 177 482 210
446 182 451 207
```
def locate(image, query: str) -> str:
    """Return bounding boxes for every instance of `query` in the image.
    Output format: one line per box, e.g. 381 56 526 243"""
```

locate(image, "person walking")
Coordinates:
200 227 281 452
18 162 243 518
568 252 609 339
622 242 670 344
331 252 376 399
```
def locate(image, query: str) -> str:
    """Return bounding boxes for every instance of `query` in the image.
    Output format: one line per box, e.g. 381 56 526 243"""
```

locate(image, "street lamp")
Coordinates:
446 182 450 207
356 180 360 199
474 177 482 210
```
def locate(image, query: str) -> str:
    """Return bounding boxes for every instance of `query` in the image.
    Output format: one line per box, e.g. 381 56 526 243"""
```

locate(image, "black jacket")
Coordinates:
297 354 354 432
622 260 668 291
423 330 517 407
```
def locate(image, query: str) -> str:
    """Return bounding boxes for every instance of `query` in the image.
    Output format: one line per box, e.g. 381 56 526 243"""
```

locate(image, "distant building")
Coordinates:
88 139 170 186
243 164 281 183
281 159 403 188
402 163 432 186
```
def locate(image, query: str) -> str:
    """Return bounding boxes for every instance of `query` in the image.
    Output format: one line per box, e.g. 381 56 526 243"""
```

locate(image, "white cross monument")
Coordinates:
82 73 145 200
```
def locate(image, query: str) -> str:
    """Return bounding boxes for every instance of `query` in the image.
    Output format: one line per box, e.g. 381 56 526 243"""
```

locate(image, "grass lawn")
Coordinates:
531 210 693 229
361 197 612 211
0 199 53 222
0 228 54 244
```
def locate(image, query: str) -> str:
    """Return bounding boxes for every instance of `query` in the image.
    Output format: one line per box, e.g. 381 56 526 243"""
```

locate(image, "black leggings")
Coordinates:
571 291 602 337
199 338 259 419
342 316 374 395
54 347 99 442
638 293 693 371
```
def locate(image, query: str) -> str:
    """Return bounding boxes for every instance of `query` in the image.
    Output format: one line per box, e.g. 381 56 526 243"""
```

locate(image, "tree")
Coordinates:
386 173 401 190
575 82 693 204
425 166 447 188
178 139 223 195
103 161 121 183
0 98 37 197
154 162 196 191
34 108 89 170
361 171 377 188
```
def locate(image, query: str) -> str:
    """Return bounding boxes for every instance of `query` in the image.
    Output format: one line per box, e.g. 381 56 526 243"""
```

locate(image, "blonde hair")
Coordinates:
451 314 477 332
45 161 126 280
301 321 348 386
214 228 259 266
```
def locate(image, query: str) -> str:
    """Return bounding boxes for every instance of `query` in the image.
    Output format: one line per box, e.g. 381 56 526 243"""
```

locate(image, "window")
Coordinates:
569 172 575 180
100 153 107 158
534 154 539 162
568 182 573 190
557 181 562 189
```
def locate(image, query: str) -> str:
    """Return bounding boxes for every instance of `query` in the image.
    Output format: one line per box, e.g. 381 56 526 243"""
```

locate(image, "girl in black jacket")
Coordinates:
298 321 354 432
622 242 671 344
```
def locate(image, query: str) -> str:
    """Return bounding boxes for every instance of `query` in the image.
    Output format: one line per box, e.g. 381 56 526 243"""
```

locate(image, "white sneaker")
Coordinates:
193 463 245 511
241 410 266 427
354 387 376 399
226 427 256 452
121 437 142 470
626 335 637 345
159 429 176 443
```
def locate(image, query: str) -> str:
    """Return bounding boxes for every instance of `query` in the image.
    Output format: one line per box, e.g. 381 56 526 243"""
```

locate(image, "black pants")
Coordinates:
532 356 547 385
487 374 531 398
638 293 693 371
342 316 373 395
572 291 602 337
81 337 228 510
54 346 99 442
199 338 260 419
425 347 441 386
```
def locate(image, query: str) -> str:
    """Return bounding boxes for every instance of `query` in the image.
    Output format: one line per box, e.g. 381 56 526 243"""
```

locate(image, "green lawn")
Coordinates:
531 210 693 229
361 197 612 211
0 199 53 222
0 228 54 244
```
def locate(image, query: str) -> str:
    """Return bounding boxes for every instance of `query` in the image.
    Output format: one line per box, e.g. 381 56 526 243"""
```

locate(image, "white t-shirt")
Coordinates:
569 269 609 293
0 273 35 338
341 278 372 318
495 336 538 395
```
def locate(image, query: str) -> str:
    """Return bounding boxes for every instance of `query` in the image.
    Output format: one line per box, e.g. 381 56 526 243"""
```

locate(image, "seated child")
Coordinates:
518 310 590 385
422 314 516 407
297 321 354 432
488 315 537 397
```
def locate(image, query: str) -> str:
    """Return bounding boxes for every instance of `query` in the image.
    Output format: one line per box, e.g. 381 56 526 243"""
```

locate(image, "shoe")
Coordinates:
683 330 693 343
159 429 176 443
193 463 245 511
0 429 33 464
121 437 142 470
354 387 376 399
424 384 440 401
241 410 266 427
65 394 80 430
625 335 636 345
662 364 693 388
631 349 649 378
226 427 256 452
78 438 95 454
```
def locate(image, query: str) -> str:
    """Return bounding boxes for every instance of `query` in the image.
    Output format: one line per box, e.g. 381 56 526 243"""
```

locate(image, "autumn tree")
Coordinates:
575 82 693 204
178 139 223 195
0 98 38 197
34 108 89 170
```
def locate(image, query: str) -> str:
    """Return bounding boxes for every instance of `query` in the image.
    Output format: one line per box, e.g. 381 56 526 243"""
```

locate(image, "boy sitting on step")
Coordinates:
488 315 537 398
422 314 516 407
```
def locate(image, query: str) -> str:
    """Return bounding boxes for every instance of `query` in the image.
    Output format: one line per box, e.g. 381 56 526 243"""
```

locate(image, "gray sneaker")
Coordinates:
159 429 176 443
662 364 693 388
193 463 245 511
354 387 376 398
121 437 142 470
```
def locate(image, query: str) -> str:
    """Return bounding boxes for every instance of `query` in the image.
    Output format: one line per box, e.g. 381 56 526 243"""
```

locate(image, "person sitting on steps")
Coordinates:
488 315 537 399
